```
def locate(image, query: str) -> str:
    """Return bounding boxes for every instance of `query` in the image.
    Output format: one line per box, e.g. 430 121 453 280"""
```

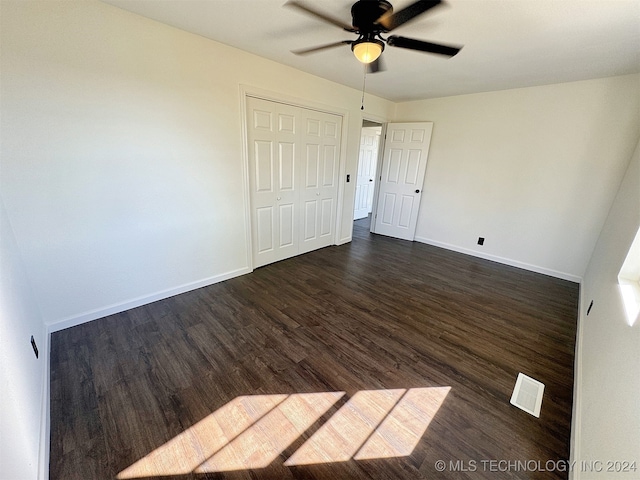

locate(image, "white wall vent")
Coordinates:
510 373 544 417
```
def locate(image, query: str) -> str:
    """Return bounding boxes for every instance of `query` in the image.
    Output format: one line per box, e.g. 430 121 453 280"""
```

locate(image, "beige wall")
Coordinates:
0 199 46 478
2 1 639 478
393 76 640 281
572 139 640 479
0 0 394 327
0 1 393 475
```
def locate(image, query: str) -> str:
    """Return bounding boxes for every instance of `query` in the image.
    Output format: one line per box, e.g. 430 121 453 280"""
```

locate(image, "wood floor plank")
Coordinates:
49 217 578 479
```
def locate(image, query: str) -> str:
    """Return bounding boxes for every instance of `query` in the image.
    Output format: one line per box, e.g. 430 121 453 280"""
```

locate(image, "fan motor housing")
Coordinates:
351 0 392 32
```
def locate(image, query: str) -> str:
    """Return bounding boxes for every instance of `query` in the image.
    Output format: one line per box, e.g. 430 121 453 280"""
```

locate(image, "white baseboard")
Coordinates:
414 236 582 283
569 284 585 480
46 266 252 333
336 236 352 246
38 326 50 480
39 266 251 479
415 236 584 477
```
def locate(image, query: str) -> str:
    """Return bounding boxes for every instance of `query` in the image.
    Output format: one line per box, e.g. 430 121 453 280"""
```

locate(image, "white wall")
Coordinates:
0 199 46 479
3 2 639 477
0 3 391 474
572 139 640 479
0 0 394 328
394 75 640 281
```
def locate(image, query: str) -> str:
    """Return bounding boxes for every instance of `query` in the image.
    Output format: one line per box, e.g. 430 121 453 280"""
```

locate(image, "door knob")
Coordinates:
415 189 420 193
277 197 281 201
316 192 320 196
369 179 373 182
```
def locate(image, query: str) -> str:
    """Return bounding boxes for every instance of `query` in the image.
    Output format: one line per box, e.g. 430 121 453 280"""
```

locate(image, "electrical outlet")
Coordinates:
30 335 39 359
477 237 485 246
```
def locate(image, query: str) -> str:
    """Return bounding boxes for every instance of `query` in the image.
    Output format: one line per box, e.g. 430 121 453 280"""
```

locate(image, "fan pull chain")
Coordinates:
360 65 367 110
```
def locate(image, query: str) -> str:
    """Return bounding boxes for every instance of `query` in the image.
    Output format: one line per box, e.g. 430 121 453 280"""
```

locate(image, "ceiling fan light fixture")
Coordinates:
352 39 384 64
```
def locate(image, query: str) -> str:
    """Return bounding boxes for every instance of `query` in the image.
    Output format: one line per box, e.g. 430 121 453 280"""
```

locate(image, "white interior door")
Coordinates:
247 97 341 267
373 122 433 241
299 113 341 255
354 126 380 220
247 98 298 267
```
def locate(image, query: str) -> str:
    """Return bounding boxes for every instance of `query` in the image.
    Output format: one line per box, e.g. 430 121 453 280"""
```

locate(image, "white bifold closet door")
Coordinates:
247 97 342 268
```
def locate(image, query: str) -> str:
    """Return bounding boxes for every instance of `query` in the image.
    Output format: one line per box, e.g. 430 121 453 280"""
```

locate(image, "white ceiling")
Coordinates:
101 0 640 102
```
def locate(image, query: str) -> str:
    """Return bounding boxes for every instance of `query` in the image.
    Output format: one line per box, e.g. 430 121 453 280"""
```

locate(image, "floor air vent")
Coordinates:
510 372 544 417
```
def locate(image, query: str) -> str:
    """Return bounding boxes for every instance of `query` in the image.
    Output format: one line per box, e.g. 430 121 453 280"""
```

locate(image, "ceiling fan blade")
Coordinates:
292 40 353 55
387 35 462 56
285 1 356 32
367 56 385 74
377 0 442 32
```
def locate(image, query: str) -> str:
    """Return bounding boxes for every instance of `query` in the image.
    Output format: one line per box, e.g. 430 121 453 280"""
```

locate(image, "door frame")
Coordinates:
354 123 383 221
239 85 350 270
359 116 388 235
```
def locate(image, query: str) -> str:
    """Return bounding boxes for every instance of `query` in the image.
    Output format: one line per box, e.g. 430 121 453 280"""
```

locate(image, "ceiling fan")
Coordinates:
285 0 462 73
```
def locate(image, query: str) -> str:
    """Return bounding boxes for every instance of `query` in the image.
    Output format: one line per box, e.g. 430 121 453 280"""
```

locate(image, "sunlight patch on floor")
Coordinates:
196 391 344 473
284 389 406 465
355 386 451 460
285 387 450 465
117 392 341 478
117 387 450 478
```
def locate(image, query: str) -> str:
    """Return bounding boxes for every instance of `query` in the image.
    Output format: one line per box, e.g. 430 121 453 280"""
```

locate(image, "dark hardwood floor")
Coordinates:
50 218 579 479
